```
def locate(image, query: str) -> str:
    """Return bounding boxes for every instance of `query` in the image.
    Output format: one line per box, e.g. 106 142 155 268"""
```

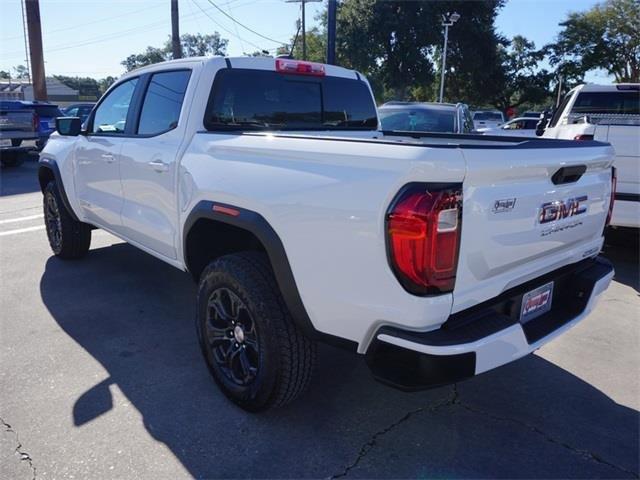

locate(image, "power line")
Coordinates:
1 5 153 41
202 0 285 45
190 0 264 51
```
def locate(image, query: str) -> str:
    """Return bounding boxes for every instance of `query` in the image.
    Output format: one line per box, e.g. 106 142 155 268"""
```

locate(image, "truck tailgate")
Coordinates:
452 143 614 312
0 110 35 134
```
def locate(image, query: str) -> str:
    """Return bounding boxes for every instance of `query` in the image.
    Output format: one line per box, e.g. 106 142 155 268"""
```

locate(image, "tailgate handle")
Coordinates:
552 165 586 185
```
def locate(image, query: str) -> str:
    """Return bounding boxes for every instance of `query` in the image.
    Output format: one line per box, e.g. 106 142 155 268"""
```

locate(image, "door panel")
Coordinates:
74 77 139 230
75 135 126 230
118 70 191 259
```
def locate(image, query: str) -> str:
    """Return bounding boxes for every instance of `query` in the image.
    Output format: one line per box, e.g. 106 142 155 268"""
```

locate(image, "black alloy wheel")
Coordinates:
205 287 259 386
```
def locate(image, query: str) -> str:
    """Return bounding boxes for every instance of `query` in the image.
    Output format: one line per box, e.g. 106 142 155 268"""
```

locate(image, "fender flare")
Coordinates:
38 159 80 222
183 200 357 352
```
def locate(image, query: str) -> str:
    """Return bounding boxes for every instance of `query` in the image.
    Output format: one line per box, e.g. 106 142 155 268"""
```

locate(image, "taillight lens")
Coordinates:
605 167 616 228
386 183 462 295
275 58 325 76
33 113 39 132
574 134 594 141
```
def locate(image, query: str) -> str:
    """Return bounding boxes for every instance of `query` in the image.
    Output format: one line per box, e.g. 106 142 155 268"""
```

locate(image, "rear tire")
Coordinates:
43 181 91 259
196 252 316 412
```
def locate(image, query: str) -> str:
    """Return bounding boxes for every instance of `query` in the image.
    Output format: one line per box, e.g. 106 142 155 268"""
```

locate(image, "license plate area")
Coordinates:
520 281 554 324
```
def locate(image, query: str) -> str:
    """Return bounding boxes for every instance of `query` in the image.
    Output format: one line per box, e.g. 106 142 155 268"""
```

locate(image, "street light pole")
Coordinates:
438 12 460 104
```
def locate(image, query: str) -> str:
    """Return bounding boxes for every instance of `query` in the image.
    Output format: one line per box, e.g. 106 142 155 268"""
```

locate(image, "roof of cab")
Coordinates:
121 56 363 81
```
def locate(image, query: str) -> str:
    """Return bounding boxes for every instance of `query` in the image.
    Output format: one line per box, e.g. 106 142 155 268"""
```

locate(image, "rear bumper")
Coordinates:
365 256 614 390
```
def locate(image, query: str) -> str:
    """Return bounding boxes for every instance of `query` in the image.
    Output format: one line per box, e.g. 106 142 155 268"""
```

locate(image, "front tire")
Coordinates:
196 252 316 412
43 181 92 259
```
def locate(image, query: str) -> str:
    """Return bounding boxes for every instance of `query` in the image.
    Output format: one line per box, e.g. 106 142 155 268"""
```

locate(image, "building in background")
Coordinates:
0 77 79 105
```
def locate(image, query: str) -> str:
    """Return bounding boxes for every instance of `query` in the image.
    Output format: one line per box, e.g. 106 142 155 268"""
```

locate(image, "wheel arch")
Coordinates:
183 201 357 351
38 159 80 222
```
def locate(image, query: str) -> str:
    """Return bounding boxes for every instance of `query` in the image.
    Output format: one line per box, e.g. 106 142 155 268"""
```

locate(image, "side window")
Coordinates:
65 107 78 117
463 107 474 132
92 78 138 134
137 70 191 135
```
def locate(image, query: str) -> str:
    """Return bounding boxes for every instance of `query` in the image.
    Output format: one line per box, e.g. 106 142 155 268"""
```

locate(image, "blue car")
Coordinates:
0 101 64 150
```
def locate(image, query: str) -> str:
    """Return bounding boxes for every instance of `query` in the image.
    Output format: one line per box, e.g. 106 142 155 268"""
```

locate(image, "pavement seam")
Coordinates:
1 416 36 480
455 402 639 479
329 385 459 479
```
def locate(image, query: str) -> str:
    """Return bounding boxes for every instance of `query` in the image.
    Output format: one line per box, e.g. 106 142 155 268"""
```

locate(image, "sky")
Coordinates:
0 0 610 83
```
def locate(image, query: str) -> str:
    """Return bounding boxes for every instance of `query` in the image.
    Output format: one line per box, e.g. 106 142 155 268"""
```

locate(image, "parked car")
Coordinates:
1 101 64 150
378 101 475 134
539 83 639 228
62 103 95 123
39 57 615 412
0 101 38 167
479 117 539 137
472 110 505 130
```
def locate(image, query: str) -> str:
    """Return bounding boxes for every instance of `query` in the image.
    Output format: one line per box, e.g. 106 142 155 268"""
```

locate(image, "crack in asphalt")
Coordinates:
329 385 460 479
1 416 36 480
330 384 638 479
456 402 639 479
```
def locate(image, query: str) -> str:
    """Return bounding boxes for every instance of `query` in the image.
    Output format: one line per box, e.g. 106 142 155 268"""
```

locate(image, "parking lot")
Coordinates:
1 158 638 479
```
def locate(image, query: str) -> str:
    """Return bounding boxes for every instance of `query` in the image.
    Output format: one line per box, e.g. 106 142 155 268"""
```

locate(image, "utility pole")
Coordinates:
25 0 47 100
286 0 321 60
20 0 31 83
326 0 337 65
171 0 182 59
438 12 460 103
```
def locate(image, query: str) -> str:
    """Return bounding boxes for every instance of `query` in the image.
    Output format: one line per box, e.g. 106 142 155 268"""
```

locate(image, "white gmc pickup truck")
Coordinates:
39 57 615 411
541 83 639 228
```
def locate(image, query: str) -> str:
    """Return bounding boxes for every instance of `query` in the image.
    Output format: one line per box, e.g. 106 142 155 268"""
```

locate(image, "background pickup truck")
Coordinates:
540 83 640 228
0 104 38 167
38 57 615 412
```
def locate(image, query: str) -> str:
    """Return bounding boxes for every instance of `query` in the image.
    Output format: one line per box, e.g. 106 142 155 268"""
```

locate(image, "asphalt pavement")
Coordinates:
1 158 639 479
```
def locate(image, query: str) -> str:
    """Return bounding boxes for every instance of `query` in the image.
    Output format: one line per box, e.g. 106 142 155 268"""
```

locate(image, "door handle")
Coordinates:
148 159 169 172
101 153 115 164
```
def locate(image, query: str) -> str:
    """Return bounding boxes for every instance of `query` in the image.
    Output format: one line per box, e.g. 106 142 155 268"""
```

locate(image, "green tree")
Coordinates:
54 76 101 99
12 65 29 79
98 76 117 95
334 0 505 103
548 0 639 82
0 70 10 79
121 46 168 72
490 36 552 114
178 33 228 57
121 33 229 72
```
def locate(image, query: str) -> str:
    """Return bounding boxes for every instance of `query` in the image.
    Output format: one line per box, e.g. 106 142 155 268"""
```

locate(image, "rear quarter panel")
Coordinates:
179 133 466 348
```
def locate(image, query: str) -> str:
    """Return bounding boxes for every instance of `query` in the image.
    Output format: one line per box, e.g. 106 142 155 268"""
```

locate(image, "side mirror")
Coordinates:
56 117 82 136
535 111 551 137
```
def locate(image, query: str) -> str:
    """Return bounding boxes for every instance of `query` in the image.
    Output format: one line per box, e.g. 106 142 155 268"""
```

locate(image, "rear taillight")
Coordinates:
386 183 462 295
32 113 39 132
605 167 617 228
275 58 325 76
574 134 594 141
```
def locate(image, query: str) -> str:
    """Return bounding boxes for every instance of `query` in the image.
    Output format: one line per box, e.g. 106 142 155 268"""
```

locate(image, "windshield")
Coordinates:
379 107 456 133
473 112 503 121
205 69 378 131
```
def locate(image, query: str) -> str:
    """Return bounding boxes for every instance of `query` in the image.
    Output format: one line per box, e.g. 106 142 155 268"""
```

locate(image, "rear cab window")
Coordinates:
570 91 640 115
204 69 378 131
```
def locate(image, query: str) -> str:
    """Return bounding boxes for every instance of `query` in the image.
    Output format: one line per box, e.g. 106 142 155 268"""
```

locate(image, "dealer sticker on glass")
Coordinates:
520 281 554 324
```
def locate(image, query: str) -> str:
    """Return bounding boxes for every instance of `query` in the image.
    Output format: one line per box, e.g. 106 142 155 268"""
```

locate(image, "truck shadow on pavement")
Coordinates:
39 242 639 479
